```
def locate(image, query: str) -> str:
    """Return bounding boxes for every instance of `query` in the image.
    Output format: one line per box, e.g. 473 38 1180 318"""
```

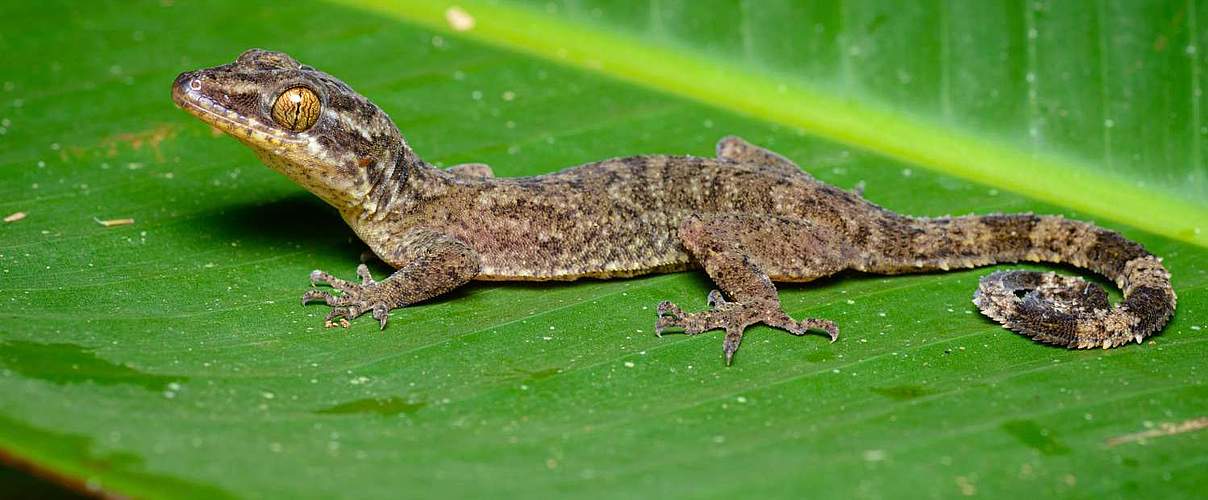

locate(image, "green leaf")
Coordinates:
1 1 1204 498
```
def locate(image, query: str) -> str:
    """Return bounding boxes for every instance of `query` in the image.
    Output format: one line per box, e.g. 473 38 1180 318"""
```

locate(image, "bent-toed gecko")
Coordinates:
172 49 1176 364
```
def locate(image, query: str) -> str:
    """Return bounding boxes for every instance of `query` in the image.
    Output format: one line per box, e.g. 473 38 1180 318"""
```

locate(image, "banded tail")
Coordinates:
875 213 1176 348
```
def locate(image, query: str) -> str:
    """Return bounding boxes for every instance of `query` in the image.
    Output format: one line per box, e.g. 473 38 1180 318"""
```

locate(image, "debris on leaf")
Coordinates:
3 211 25 223
324 318 352 329
94 217 135 227
1106 416 1208 447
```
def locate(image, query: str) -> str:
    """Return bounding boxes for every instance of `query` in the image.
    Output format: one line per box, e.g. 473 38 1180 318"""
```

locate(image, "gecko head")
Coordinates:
172 49 417 213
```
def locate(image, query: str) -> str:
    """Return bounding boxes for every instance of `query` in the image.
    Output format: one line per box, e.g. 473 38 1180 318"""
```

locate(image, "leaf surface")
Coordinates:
0 1 1204 498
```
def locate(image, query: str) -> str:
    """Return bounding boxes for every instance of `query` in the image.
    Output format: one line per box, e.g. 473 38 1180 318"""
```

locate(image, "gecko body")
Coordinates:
173 50 1176 364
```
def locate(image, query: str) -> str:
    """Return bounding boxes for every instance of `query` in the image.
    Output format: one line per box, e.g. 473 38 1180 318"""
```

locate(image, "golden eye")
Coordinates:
271 87 320 131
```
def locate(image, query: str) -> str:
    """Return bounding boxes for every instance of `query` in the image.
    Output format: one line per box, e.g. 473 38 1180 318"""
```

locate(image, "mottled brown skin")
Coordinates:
173 50 1177 364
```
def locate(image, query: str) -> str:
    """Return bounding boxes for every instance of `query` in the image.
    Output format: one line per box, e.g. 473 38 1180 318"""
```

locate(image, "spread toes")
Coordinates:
654 291 839 364
303 267 392 329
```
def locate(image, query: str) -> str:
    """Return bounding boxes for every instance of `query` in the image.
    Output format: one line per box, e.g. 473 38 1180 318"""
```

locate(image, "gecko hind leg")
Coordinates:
715 135 810 178
656 214 849 364
656 292 838 365
446 162 494 178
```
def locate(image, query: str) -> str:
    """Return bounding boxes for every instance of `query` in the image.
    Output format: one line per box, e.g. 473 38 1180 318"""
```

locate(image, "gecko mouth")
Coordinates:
171 72 306 146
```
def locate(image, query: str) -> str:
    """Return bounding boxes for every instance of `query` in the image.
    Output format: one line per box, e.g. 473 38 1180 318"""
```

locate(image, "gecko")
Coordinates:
172 49 1176 364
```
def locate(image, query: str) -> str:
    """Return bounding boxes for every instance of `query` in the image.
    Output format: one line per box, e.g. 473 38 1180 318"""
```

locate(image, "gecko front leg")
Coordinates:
657 214 851 364
303 229 481 328
446 162 494 178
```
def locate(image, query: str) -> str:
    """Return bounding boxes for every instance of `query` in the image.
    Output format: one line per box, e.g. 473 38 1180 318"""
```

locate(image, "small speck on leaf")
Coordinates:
445 6 475 31
94 217 134 227
862 449 886 462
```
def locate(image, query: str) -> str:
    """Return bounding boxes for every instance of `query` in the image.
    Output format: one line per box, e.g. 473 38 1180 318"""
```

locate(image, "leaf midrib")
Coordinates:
330 0 1208 248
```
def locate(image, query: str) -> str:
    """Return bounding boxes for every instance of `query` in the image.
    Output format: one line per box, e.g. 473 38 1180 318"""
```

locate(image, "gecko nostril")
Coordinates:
189 79 202 91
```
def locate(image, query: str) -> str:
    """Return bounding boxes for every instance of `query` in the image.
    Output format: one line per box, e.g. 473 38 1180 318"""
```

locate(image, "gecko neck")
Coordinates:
342 155 476 263
348 151 461 223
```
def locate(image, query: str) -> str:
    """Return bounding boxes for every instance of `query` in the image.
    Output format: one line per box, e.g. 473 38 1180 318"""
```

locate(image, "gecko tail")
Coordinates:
965 215 1176 348
973 268 1167 348
888 213 1175 347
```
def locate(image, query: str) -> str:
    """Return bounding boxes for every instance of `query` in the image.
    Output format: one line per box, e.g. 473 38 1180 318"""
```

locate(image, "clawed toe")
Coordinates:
371 304 390 330
356 264 376 285
301 289 349 306
326 307 356 322
722 327 743 365
310 269 358 292
655 301 685 337
656 300 714 337
301 289 327 305
657 300 684 318
800 318 840 342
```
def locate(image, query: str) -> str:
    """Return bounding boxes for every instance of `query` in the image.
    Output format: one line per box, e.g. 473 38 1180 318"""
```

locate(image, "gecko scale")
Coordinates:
172 50 1176 364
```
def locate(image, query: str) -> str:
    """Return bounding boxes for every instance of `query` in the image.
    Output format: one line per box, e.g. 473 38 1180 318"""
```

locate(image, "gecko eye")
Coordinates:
271 87 320 132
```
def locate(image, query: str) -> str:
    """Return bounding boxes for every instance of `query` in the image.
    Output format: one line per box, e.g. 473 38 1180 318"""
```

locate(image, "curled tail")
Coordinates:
870 213 1176 348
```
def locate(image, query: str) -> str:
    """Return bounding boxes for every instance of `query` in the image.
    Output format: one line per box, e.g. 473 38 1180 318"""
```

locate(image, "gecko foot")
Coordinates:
302 264 392 329
655 290 839 365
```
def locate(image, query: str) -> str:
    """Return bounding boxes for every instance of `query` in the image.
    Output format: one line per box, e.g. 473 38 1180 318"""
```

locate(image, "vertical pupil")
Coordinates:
289 91 303 128
289 94 301 127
